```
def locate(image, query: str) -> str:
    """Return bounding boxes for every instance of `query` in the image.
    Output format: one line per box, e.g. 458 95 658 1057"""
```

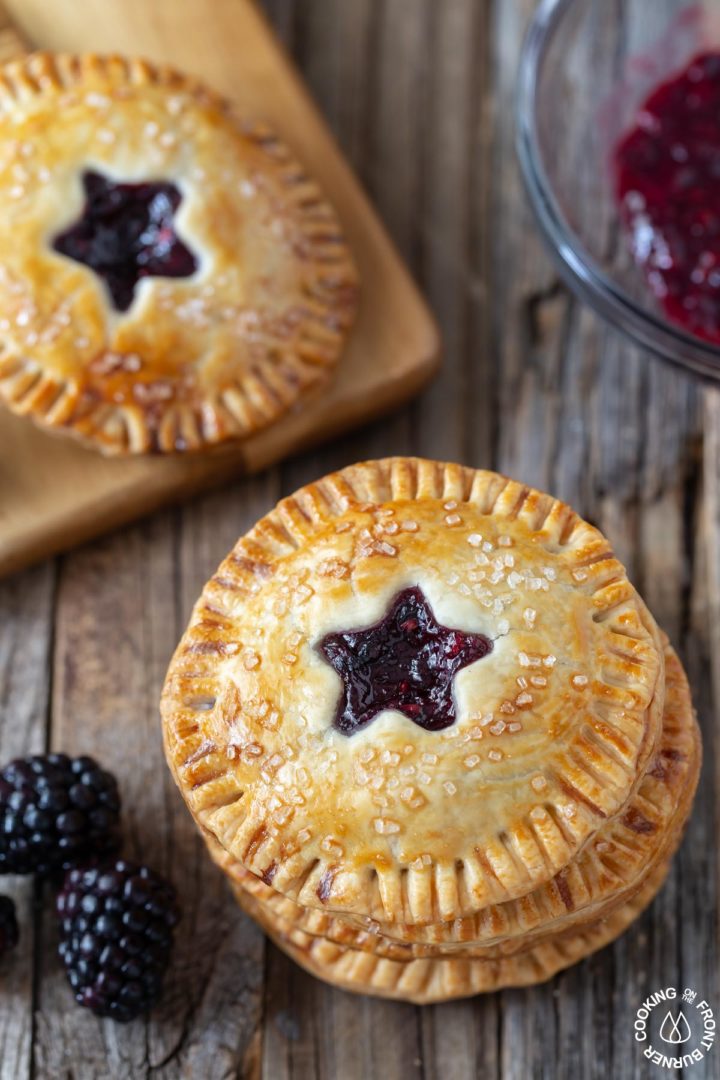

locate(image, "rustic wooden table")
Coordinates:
1 2 718 1078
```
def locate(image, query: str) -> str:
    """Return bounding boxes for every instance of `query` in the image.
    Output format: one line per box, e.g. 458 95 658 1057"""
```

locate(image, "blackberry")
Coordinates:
0 895 18 956
57 860 180 1022
0 754 121 875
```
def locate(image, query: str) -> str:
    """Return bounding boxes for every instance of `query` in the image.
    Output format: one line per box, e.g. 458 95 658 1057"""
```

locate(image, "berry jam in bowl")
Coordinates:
517 0 720 379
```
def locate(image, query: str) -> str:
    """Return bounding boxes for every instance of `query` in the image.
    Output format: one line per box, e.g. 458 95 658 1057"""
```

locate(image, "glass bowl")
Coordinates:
517 0 720 380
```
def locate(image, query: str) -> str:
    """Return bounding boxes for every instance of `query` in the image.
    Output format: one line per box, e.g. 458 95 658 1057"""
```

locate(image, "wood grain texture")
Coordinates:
0 1 718 1078
0 564 55 1079
0 0 438 579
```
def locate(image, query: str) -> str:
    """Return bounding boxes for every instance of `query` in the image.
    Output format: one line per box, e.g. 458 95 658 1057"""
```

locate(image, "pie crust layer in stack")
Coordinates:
161 458 701 1002
0 53 358 454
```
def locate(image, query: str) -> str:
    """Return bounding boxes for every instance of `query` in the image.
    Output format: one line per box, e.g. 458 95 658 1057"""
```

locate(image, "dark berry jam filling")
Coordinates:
319 586 492 736
614 51 720 344
53 170 197 312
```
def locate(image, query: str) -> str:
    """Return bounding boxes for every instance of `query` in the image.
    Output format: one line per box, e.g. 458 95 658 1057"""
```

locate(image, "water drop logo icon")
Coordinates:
659 1009 692 1045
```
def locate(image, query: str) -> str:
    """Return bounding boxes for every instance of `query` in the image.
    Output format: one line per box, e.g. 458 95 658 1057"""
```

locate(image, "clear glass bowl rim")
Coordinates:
515 0 720 381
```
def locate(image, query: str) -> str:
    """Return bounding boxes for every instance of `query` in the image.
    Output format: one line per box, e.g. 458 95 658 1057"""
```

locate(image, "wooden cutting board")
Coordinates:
0 0 439 577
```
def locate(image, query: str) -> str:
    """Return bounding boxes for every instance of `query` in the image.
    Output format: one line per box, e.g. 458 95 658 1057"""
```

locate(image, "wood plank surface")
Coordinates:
0 1 718 1079
0 0 439 578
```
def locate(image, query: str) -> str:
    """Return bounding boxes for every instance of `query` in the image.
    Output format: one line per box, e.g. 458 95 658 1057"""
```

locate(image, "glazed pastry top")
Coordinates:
162 459 664 922
0 53 357 453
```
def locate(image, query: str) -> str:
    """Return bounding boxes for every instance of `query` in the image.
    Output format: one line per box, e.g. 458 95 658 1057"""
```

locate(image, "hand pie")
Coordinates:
161 458 700 1000
202 639 700 963
0 54 358 454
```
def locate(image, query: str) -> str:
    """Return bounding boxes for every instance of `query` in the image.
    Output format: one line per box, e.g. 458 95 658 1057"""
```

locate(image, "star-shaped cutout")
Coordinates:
319 586 493 736
53 170 198 312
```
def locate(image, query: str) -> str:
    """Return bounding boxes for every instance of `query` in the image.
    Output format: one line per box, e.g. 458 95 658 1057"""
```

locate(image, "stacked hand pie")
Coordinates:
161 458 701 1002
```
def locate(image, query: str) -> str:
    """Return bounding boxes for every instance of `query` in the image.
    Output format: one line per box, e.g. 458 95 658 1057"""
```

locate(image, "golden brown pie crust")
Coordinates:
228 858 671 1003
203 641 700 959
162 458 668 924
0 53 358 454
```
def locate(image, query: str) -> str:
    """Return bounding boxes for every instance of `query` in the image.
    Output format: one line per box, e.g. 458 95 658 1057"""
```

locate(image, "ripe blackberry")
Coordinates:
0 754 121 875
57 860 180 1022
0 895 18 956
